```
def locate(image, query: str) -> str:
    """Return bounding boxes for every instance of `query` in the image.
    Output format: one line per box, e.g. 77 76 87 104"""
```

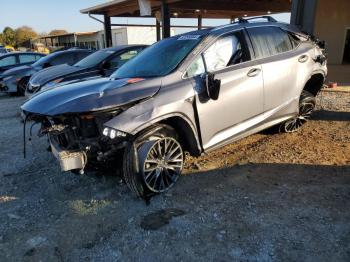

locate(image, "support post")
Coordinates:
104 14 113 47
198 14 202 30
161 1 170 39
156 19 161 41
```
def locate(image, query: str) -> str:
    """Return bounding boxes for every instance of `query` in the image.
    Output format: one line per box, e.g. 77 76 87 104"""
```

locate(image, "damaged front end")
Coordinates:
26 108 129 174
21 76 161 174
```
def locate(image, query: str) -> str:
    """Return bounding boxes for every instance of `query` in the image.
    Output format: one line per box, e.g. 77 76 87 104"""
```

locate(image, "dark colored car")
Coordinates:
27 45 147 95
0 52 45 75
0 49 93 95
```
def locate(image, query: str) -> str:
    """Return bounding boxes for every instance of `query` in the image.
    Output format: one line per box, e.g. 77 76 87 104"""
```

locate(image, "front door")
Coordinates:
187 30 264 150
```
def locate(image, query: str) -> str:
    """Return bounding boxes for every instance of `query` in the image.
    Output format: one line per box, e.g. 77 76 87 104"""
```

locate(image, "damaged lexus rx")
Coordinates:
21 17 327 198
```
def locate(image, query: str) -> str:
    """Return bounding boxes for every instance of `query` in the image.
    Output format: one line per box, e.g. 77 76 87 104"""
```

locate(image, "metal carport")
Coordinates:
81 0 291 47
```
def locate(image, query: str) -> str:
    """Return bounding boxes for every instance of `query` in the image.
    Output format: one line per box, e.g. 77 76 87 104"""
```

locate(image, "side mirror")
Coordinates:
204 72 221 100
43 62 51 68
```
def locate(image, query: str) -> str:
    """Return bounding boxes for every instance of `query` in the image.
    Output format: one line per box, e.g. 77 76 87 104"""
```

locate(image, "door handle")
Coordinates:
247 68 261 77
298 55 309 63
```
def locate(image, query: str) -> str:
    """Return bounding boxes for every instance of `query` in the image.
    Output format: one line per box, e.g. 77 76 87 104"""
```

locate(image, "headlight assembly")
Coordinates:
102 127 127 139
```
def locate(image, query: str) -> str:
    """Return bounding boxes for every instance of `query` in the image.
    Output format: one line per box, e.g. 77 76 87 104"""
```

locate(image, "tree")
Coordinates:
15 26 38 45
49 29 68 36
2 27 16 46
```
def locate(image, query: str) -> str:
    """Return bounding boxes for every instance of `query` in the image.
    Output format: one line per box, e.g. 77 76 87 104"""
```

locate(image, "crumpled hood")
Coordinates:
21 77 161 116
30 64 84 86
2 65 33 77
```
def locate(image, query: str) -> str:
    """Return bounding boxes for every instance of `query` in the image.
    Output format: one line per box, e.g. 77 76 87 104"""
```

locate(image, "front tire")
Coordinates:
123 125 184 198
280 90 316 133
17 77 29 96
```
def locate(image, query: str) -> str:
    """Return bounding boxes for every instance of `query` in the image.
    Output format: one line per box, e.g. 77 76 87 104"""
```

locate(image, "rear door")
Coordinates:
246 26 299 114
187 30 264 150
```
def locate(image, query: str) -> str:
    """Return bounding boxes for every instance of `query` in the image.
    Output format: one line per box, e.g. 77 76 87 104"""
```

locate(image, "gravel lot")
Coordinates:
0 90 349 262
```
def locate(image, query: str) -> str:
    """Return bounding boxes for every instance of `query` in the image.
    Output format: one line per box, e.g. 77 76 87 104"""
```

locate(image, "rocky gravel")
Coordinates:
0 90 349 261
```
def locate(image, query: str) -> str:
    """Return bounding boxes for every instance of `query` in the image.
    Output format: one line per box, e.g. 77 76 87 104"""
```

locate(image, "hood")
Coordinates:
2 65 33 77
30 64 85 86
21 77 161 116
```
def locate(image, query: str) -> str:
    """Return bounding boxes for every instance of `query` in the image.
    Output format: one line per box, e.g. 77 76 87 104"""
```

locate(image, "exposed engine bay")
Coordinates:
26 108 129 174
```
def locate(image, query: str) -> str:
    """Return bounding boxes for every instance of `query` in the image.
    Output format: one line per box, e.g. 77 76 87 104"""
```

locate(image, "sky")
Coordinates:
0 0 291 34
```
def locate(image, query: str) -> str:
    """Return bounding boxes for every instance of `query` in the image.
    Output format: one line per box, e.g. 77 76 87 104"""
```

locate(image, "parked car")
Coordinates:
21 17 327 198
27 45 147 96
0 46 8 54
0 52 45 75
0 49 93 95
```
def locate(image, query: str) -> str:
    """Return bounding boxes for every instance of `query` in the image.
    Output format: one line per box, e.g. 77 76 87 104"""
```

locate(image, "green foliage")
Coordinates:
2 27 16 46
49 29 68 36
1 26 40 47
15 26 38 45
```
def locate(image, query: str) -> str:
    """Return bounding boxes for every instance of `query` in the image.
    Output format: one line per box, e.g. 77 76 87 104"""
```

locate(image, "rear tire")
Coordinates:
280 90 316 133
123 124 184 198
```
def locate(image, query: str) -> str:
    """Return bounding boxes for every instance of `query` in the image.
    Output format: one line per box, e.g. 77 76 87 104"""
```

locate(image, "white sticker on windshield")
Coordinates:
178 35 201 41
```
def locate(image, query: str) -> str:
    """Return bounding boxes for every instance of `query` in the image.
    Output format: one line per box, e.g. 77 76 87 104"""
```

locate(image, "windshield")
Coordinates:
112 35 203 78
0 48 7 54
74 50 113 68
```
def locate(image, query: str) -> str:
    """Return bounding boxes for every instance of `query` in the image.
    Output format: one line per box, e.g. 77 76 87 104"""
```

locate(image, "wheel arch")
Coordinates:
131 113 202 157
301 72 325 97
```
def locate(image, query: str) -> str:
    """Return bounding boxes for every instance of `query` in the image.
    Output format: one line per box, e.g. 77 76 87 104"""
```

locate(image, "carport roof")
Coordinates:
80 0 291 19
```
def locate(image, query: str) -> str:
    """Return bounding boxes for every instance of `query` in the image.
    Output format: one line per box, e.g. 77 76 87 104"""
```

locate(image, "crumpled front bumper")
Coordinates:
50 138 87 172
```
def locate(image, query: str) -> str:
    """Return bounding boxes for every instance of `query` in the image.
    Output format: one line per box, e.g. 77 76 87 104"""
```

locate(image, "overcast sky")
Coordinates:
0 0 291 34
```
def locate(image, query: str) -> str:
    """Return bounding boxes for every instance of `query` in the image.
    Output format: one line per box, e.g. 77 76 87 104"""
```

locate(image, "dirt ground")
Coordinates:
0 90 349 262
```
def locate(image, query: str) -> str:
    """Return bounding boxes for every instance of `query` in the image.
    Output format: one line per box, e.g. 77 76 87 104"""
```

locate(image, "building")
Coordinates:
37 26 160 50
291 0 350 65
81 0 349 84
291 0 350 83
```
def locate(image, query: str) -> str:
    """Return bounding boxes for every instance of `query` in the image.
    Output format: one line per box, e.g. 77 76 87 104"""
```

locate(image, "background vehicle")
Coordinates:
27 45 147 95
22 17 327 198
0 52 45 75
0 49 92 95
0 46 8 54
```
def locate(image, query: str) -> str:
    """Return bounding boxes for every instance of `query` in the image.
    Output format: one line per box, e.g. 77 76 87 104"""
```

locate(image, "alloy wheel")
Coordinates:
283 101 315 133
139 137 183 193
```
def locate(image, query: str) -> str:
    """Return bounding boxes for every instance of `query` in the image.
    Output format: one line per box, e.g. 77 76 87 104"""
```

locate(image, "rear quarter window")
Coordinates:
247 26 293 59
19 54 37 63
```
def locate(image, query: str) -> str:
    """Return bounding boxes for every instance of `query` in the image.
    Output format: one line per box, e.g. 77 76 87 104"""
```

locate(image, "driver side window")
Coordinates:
204 33 245 72
186 30 249 77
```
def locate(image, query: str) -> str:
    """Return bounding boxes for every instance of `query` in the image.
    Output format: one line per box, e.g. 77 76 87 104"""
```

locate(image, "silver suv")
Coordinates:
21 17 327 198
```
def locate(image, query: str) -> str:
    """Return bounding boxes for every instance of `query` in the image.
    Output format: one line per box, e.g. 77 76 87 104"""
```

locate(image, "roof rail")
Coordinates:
235 16 277 24
212 15 277 32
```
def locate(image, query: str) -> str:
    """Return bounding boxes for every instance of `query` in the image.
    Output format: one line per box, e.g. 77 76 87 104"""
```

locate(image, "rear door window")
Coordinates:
19 54 37 63
0 56 17 66
247 26 293 59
